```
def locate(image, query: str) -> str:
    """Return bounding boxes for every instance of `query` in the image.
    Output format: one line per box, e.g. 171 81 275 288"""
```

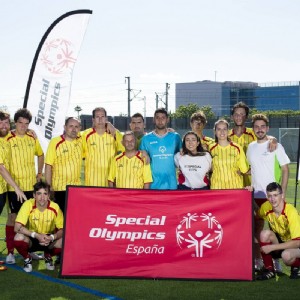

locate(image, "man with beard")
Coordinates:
140 108 182 190
0 111 26 215
247 114 290 202
247 113 290 273
129 113 146 148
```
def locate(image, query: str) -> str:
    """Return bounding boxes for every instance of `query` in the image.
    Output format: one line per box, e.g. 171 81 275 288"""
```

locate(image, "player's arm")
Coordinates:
45 164 54 196
261 239 300 254
0 164 27 202
36 154 44 180
280 164 289 198
106 122 117 136
143 183 150 189
108 181 115 188
267 135 277 152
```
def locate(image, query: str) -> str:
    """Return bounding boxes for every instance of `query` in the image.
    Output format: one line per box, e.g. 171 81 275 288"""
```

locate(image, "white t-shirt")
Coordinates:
246 140 290 198
174 152 212 189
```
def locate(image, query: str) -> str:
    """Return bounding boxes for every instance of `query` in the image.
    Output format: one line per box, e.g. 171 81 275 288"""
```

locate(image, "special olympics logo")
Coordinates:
40 38 77 74
176 212 223 258
159 146 166 153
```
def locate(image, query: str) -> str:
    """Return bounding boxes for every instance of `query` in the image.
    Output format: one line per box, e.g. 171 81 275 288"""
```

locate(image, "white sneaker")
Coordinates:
29 252 44 260
44 256 55 271
5 253 15 264
23 257 32 273
273 258 283 273
255 258 264 271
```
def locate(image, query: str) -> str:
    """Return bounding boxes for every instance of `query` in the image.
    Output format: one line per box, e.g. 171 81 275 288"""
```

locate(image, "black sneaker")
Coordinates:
290 266 300 279
54 254 61 266
256 268 275 280
44 256 55 271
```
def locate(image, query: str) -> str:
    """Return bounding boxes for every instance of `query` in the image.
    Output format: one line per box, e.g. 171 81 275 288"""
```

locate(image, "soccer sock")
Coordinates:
259 242 274 271
49 248 61 257
291 258 300 267
5 225 15 254
14 240 30 259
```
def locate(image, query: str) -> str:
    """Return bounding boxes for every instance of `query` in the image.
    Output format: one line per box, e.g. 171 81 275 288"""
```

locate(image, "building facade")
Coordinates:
176 80 300 116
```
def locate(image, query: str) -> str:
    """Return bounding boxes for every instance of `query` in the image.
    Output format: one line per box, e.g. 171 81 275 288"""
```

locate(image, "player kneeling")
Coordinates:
13 181 63 272
256 182 300 280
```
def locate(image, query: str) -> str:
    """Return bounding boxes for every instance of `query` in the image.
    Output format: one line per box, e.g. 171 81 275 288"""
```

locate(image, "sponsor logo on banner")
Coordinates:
89 214 167 256
41 38 77 74
176 212 223 258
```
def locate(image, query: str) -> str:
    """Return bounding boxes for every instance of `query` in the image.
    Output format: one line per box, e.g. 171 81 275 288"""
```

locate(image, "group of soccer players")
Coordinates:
0 102 299 279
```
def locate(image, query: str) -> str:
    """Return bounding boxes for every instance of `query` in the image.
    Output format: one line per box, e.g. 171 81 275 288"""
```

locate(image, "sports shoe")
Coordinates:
29 252 44 260
255 258 264 271
54 254 61 266
44 256 55 271
273 258 283 273
5 253 15 264
256 268 275 280
23 257 32 273
290 266 300 279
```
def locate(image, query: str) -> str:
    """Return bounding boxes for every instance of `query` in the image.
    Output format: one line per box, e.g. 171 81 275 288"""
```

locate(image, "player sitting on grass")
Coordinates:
256 182 300 280
13 181 63 273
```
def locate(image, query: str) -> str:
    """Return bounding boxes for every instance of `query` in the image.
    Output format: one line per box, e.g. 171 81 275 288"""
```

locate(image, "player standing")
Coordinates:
108 131 152 188
209 119 249 189
140 108 182 190
5 108 44 264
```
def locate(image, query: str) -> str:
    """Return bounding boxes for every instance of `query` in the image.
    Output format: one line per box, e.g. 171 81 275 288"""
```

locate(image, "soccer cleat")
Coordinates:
256 268 275 280
273 258 283 273
23 257 33 273
44 256 55 271
5 253 15 264
290 266 300 279
54 255 61 266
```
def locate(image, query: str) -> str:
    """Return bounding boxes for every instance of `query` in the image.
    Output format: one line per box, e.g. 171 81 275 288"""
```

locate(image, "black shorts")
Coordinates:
8 191 33 213
271 234 284 259
29 236 54 253
0 192 7 215
177 184 210 190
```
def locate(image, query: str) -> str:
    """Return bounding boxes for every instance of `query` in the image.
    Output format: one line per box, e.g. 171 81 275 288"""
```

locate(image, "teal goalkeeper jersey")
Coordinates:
140 131 182 190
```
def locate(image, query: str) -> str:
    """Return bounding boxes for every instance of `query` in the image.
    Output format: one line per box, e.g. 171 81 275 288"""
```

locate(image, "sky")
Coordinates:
1 0 300 118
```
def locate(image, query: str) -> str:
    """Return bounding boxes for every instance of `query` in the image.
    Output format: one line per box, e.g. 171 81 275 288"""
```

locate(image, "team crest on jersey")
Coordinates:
159 146 167 153
176 212 223 258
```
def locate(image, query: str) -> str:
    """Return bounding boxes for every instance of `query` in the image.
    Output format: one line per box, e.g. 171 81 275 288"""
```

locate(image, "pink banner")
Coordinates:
61 187 253 280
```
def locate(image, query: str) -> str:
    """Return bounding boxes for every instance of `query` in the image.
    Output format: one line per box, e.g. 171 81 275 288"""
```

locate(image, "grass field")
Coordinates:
0 163 299 300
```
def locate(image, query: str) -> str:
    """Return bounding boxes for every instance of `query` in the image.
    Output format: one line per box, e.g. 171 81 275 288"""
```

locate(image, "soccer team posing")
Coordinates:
0 103 299 280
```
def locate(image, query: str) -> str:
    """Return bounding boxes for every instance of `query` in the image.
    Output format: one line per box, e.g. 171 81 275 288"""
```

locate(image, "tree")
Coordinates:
171 103 215 119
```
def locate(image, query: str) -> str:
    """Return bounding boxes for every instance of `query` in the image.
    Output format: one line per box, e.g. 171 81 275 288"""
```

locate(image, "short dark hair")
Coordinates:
0 110 10 121
14 108 32 123
251 114 269 127
92 107 107 118
266 182 282 194
231 101 250 117
190 111 207 124
154 107 168 118
131 112 144 122
33 181 50 194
